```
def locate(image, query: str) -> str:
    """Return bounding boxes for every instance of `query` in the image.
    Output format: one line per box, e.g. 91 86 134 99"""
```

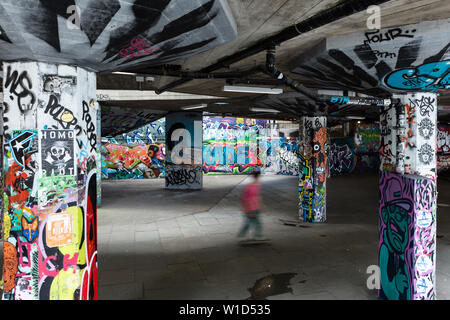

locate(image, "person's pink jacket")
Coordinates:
241 183 261 213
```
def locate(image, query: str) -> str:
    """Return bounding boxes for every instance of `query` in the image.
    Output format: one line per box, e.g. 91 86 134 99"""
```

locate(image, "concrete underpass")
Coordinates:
0 0 450 303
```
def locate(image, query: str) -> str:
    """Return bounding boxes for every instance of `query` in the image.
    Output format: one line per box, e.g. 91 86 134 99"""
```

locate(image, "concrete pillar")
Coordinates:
298 116 327 223
165 111 203 190
96 108 102 207
379 92 437 300
2 61 98 300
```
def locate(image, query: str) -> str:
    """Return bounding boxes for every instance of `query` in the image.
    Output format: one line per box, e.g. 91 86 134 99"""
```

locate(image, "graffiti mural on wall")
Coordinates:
298 153 313 222
101 118 166 179
101 106 165 137
202 116 263 174
120 119 165 145
101 141 165 179
437 126 450 154
2 61 98 300
355 127 380 153
260 138 300 176
102 116 302 179
436 125 450 173
328 138 356 175
378 171 436 300
102 116 390 181
438 155 450 173
202 116 302 176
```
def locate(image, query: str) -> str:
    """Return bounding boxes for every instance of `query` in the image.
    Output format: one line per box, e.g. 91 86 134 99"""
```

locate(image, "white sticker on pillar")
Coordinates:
403 92 437 179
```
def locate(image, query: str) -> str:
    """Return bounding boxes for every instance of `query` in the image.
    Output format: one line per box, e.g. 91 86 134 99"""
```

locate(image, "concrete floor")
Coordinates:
97 173 450 300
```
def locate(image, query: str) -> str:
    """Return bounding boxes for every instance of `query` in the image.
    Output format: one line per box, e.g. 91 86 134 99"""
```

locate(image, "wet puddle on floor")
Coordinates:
247 273 301 300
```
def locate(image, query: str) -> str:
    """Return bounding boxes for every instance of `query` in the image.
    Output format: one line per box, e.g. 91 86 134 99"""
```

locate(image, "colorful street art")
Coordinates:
102 117 303 179
202 116 263 175
378 171 436 300
329 131 380 176
101 141 165 179
437 125 450 173
355 127 380 153
328 138 356 175
259 137 300 176
119 118 165 145
2 61 98 300
202 116 302 176
384 60 450 93
101 118 166 179
298 117 327 223
437 125 450 154
438 155 450 173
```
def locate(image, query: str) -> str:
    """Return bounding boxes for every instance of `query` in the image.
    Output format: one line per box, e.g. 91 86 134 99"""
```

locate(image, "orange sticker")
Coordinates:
46 212 73 248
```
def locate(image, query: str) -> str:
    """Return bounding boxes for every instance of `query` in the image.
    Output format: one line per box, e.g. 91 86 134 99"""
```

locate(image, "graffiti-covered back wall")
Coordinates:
2 61 98 300
327 124 450 175
101 117 449 180
202 117 264 174
101 116 302 179
203 116 301 175
438 125 450 174
328 125 381 176
101 119 165 180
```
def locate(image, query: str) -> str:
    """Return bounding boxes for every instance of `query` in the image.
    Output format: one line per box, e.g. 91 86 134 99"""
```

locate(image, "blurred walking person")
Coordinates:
238 170 266 240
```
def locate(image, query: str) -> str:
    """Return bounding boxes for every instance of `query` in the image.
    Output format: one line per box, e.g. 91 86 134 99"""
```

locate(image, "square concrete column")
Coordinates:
165 111 203 190
2 61 98 300
379 92 437 300
298 117 327 222
96 108 102 207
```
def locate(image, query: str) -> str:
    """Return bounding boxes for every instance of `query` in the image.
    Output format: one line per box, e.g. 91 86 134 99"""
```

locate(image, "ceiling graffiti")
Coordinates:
289 18 450 96
101 106 167 137
0 0 237 72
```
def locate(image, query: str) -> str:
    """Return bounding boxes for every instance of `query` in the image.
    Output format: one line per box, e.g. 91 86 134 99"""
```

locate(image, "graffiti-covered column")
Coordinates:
298 116 327 223
2 61 98 300
96 108 102 207
379 92 437 300
165 112 203 190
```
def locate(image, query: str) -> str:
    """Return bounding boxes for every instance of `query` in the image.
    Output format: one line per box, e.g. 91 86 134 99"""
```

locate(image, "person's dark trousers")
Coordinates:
238 210 262 238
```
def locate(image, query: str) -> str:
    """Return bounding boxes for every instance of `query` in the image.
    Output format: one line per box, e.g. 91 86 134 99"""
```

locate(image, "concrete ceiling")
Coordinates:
1 0 450 133
95 0 450 123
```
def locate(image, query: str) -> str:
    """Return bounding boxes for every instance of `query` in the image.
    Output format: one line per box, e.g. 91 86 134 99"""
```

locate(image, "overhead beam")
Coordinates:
154 0 393 94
